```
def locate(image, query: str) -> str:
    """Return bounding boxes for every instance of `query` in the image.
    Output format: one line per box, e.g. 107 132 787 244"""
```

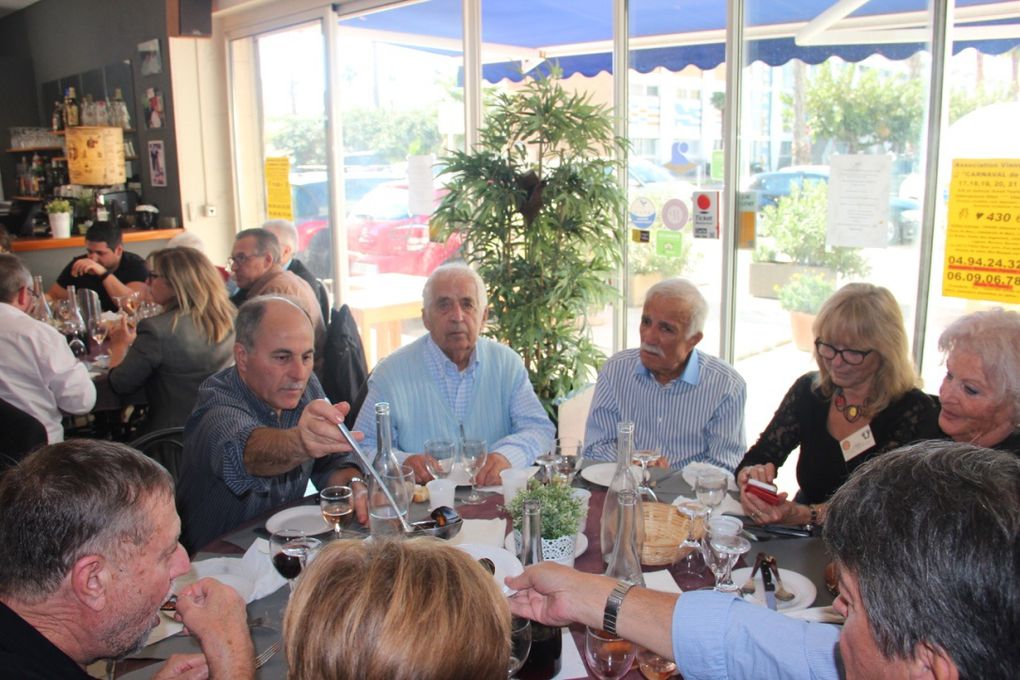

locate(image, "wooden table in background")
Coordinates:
346 273 427 368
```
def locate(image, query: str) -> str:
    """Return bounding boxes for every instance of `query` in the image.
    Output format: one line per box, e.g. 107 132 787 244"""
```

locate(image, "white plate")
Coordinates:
681 462 738 492
732 567 817 612
265 506 332 536
580 463 641 487
456 543 523 596
175 558 256 602
503 532 589 561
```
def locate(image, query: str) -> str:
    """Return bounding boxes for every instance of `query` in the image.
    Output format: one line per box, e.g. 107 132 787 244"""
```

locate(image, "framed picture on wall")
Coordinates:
143 87 165 129
148 140 167 187
138 39 163 76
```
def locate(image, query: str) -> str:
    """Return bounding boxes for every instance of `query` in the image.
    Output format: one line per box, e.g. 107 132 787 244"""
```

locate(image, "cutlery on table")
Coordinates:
765 555 795 602
254 639 282 669
760 558 778 610
739 552 767 595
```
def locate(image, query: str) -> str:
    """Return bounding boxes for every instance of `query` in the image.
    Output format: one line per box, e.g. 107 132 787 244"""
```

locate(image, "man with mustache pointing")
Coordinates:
582 278 746 470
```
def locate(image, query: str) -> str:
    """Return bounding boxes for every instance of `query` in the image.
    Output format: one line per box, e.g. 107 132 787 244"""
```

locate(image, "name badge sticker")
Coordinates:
840 425 875 462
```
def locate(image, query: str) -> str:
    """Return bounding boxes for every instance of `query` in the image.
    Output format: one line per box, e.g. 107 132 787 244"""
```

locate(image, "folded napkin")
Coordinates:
682 461 738 492
672 492 744 518
553 627 588 680
449 518 506 547
643 569 682 594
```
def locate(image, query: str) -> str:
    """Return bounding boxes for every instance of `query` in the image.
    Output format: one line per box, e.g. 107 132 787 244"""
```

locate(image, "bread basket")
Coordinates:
641 501 704 566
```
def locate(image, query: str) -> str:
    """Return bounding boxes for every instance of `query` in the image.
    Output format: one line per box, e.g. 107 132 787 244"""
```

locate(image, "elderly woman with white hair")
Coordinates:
936 308 1020 453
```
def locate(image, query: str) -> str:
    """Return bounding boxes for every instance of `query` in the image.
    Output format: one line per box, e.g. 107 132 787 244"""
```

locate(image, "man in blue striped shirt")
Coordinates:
583 278 746 471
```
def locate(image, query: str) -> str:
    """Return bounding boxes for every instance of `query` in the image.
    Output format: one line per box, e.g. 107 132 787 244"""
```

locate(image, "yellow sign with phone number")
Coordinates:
944 159 1020 304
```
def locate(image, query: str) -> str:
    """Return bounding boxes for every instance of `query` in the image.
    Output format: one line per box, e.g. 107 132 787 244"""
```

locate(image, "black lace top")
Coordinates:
736 372 942 504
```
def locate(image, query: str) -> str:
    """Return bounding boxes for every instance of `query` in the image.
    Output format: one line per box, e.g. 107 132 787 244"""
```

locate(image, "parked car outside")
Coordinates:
748 165 919 244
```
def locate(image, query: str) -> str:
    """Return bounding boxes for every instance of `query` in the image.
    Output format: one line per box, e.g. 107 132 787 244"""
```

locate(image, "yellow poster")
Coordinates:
66 127 126 185
943 159 1020 304
264 157 293 220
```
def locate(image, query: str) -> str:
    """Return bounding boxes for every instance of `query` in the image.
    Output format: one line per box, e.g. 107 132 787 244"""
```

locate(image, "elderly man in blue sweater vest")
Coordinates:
354 263 554 486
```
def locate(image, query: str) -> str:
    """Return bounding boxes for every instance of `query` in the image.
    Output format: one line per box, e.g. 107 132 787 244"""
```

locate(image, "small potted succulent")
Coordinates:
45 198 73 239
507 480 586 565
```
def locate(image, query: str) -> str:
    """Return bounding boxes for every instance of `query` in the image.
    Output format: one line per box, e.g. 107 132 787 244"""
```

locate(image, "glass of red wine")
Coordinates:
269 529 321 589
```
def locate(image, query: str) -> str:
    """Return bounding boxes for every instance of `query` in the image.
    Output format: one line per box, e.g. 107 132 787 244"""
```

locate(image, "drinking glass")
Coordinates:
269 529 321 589
700 532 750 593
535 442 560 485
89 318 109 359
584 627 637 680
116 292 140 322
673 499 709 580
636 646 678 679
368 464 414 537
508 616 532 677
424 438 456 480
550 437 582 485
694 470 728 518
632 447 661 501
319 485 353 539
460 439 488 505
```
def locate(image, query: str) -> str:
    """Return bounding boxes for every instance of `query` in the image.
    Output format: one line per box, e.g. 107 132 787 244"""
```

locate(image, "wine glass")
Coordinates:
424 439 456 480
89 318 109 360
636 646 678 679
508 616 532 677
584 627 637 680
269 529 321 588
694 469 728 518
460 438 488 505
535 443 560 485
673 499 709 580
319 485 353 539
700 532 750 592
550 438 582 485
632 447 661 501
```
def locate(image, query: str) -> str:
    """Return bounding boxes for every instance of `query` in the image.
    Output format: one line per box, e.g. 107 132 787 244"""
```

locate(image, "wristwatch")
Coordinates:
99 270 111 280
602 580 635 636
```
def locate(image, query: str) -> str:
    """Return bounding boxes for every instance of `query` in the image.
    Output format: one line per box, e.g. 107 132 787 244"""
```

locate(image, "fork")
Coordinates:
254 639 282 669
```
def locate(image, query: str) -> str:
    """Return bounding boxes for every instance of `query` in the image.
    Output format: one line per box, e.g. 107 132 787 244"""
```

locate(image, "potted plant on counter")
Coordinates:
777 272 836 351
507 480 586 566
45 198 73 239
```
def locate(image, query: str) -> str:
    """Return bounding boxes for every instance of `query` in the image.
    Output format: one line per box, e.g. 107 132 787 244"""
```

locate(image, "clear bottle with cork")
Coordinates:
600 420 644 563
517 499 563 679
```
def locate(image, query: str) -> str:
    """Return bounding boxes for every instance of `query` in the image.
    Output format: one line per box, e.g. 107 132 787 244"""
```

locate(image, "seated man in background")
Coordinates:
507 440 1019 680
177 296 367 552
262 218 330 323
228 227 325 366
355 263 554 486
48 221 149 312
583 278 746 471
0 254 95 444
0 439 254 679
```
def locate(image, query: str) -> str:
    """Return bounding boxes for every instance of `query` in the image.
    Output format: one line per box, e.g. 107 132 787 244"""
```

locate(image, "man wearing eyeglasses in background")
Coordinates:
47 221 149 312
227 228 325 370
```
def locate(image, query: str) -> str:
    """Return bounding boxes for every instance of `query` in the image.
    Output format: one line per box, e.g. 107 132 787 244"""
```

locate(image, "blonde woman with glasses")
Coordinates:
735 283 940 526
108 246 235 433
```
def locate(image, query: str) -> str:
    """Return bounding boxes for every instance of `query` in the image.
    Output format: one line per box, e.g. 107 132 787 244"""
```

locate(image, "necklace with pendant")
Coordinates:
834 388 869 423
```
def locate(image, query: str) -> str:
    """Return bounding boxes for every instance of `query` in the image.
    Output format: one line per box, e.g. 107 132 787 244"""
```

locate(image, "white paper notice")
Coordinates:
407 154 436 216
826 154 892 248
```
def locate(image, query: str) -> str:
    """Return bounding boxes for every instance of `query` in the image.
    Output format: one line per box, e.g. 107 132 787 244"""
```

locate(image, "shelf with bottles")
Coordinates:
6 146 64 153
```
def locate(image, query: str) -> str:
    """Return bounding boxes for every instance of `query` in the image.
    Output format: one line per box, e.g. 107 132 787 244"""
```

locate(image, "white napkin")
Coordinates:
682 461 738 492
449 518 506 547
241 539 289 600
552 627 588 680
785 606 845 624
476 465 540 493
143 612 184 647
672 492 744 518
642 569 682 594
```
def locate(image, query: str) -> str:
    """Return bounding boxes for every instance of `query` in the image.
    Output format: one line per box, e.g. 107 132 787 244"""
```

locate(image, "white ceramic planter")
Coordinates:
511 530 577 567
49 212 71 239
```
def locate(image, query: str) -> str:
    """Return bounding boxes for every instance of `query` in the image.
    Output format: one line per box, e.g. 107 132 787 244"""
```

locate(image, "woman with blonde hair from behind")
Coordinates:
108 246 235 434
284 538 510 680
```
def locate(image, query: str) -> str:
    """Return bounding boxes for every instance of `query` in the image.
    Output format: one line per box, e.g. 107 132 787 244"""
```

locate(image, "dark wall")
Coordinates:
0 0 182 221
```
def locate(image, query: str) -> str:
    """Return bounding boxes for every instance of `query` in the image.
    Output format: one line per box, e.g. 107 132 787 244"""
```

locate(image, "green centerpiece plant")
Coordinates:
507 479 586 541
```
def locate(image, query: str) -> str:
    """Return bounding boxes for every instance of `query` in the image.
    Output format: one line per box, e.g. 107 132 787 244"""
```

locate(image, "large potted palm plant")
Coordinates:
432 69 626 417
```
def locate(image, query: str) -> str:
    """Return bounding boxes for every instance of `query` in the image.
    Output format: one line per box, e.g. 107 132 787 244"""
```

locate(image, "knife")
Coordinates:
760 557 778 610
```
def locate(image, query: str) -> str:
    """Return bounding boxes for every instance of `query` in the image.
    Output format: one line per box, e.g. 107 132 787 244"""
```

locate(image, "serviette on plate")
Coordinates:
681 461 738 492
643 569 682 594
449 518 506 547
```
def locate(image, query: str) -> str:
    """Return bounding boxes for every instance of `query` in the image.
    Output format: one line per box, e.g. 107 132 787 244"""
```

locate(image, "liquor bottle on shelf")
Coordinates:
51 100 64 132
517 499 563 680
63 87 80 128
111 87 132 130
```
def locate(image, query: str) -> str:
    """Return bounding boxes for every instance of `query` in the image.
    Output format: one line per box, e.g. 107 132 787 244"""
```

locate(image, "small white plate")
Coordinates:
732 566 817 612
265 506 331 536
455 543 523 596
175 558 256 602
580 463 640 487
503 532 589 561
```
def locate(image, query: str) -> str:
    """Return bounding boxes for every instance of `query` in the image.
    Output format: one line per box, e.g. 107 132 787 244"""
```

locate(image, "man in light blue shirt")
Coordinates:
583 278 746 470
354 263 554 486
507 442 1019 680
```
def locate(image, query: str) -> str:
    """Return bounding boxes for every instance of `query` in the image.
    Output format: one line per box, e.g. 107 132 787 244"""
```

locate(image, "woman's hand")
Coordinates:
106 315 136 368
736 463 777 488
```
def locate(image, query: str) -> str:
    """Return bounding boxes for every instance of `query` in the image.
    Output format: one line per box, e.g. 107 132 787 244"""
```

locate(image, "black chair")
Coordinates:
129 426 185 482
0 396 48 470
322 304 369 428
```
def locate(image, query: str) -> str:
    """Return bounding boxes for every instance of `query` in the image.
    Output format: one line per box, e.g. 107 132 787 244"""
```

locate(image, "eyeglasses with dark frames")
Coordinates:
814 339 872 366
227 251 261 267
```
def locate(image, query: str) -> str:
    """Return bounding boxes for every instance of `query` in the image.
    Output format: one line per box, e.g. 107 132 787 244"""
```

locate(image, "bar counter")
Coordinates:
10 227 183 252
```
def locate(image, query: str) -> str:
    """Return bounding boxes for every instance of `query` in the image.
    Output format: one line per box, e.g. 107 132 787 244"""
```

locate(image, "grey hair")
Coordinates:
235 227 282 264
166 231 206 251
938 308 1020 424
235 295 310 350
262 219 298 252
824 441 1020 679
0 439 175 602
423 262 488 311
644 277 708 339
0 253 31 303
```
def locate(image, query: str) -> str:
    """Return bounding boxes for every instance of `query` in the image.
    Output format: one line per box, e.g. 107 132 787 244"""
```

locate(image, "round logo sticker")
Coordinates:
661 198 689 231
628 197 656 229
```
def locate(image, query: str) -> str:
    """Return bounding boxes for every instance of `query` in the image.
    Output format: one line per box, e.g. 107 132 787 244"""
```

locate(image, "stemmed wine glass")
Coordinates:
424 439 456 480
319 485 353 540
632 446 661 501
89 318 109 361
700 532 751 592
673 499 709 580
694 469 728 518
269 529 321 589
584 626 637 679
460 438 488 505
508 616 532 677
535 442 560 485
550 437 582 485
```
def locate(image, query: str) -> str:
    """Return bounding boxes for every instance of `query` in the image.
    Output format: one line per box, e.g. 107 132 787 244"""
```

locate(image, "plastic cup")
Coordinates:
426 478 456 511
500 468 531 507
571 488 592 533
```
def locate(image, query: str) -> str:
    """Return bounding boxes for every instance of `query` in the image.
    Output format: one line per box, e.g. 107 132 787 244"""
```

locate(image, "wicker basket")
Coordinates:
641 502 704 566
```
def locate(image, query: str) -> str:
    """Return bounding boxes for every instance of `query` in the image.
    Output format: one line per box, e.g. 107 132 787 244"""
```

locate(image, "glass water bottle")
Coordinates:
368 402 410 538
518 500 563 679
600 421 644 563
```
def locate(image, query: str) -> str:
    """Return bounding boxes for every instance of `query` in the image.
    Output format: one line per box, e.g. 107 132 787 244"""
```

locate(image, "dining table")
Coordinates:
113 465 836 679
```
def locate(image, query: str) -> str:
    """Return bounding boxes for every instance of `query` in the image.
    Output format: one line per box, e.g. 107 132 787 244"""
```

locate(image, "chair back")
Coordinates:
129 426 185 482
322 304 369 428
0 396 48 469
